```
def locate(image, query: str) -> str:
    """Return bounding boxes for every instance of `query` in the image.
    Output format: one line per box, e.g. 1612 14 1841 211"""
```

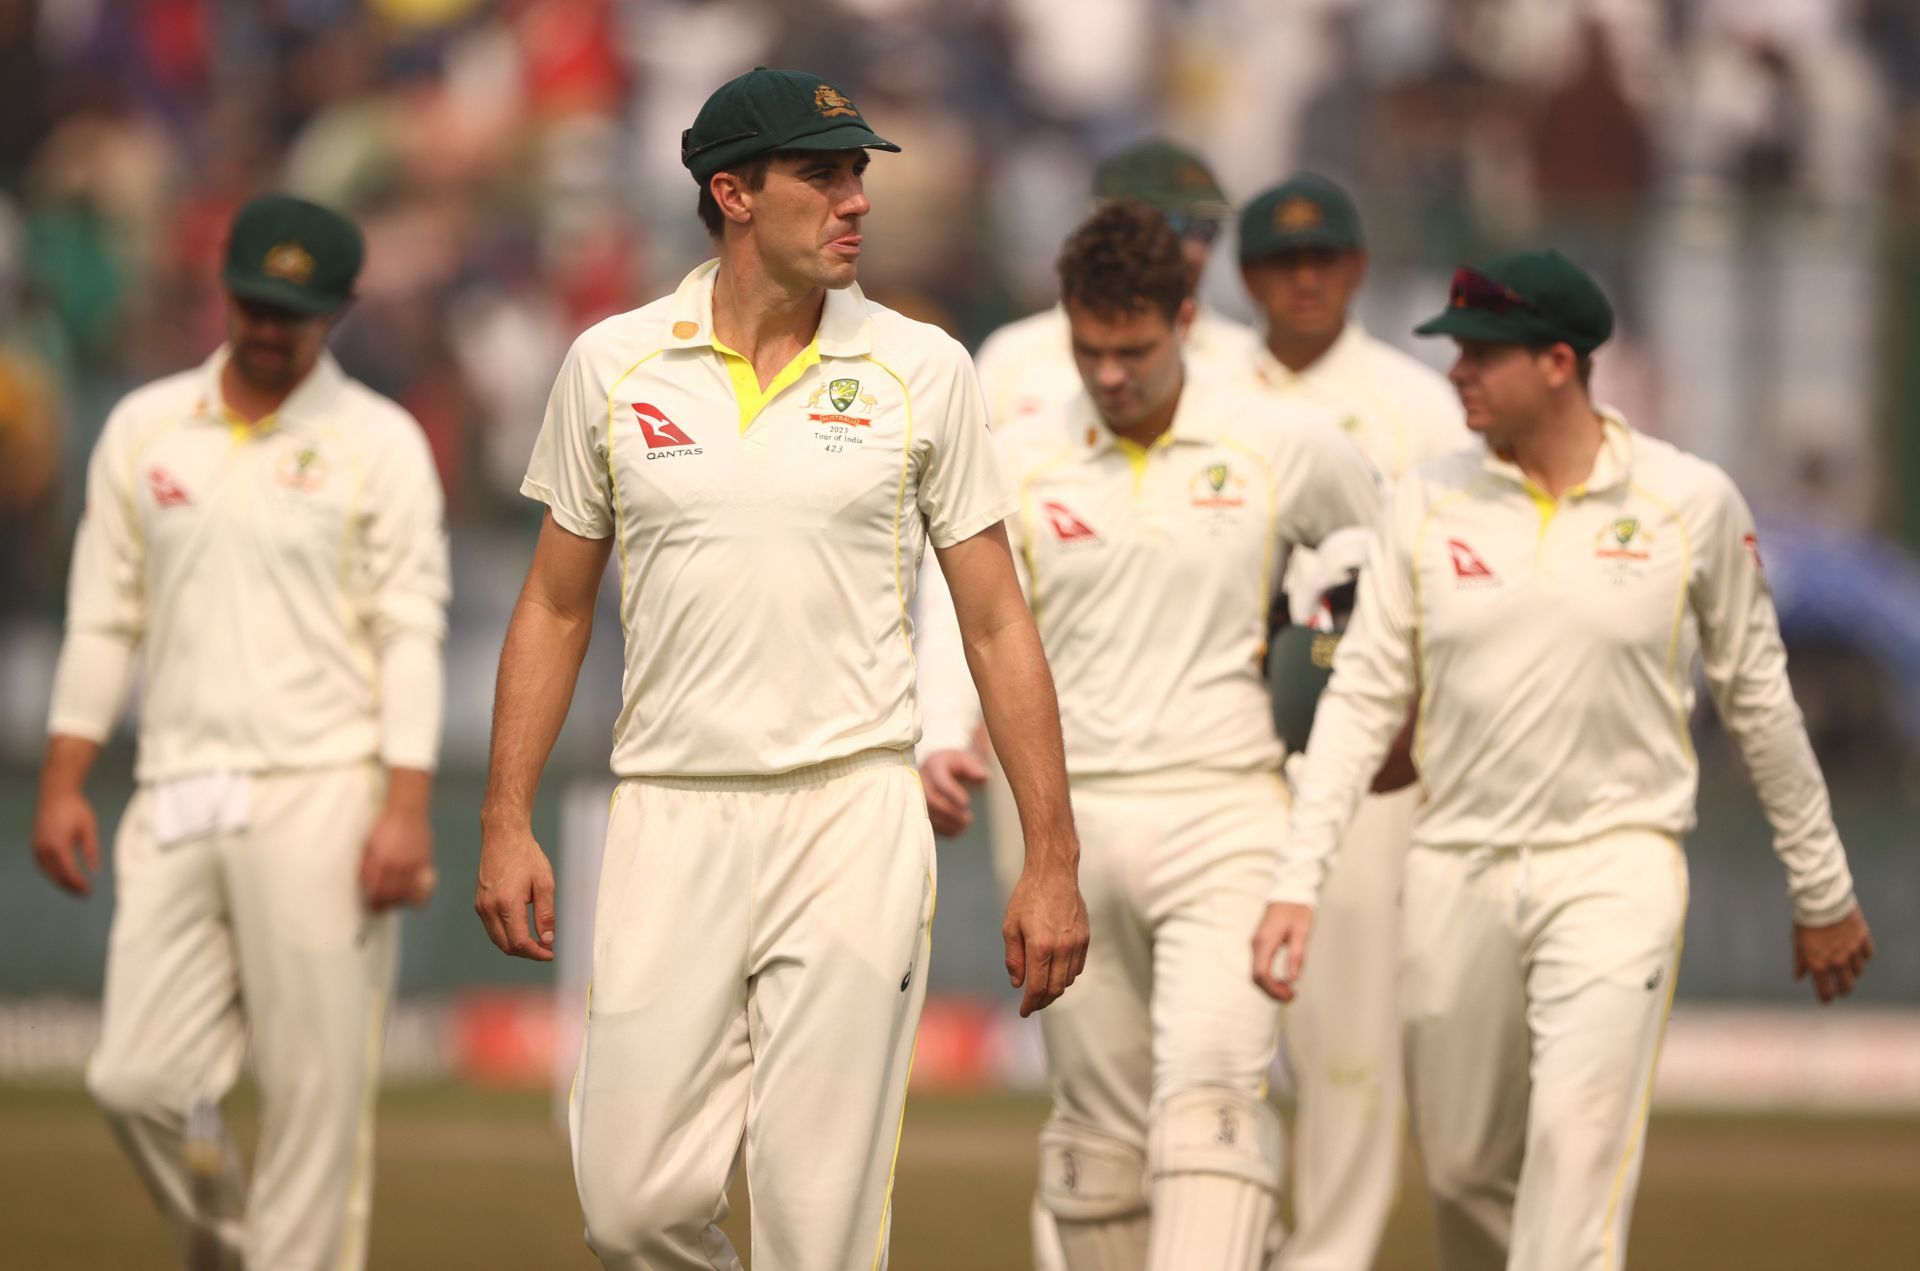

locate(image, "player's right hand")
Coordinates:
1251 901 1315 1002
475 823 557 962
31 789 100 898
1793 905 1874 1004
919 748 988 837
1001 857 1090 1017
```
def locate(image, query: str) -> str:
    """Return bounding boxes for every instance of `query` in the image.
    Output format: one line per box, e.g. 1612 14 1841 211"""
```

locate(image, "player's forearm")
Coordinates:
1271 676 1412 905
382 765 434 817
39 734 103 800
1723 685 1856 925
46 628 138 746
377 631 444 773
965 614 1077 869
481 595 593 830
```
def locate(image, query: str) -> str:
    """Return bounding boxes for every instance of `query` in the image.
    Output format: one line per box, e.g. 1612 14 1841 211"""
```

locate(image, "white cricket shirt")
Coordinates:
1273 412 1858 926
49 348 450 779
522 260 1015 778
1242 322 1466 482
918 378 1380 779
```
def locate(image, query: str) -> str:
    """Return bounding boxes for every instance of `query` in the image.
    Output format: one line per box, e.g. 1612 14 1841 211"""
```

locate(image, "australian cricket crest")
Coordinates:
806 376 879 452
275 442 329 491
1593 514 1655 583
1189 461 1247 532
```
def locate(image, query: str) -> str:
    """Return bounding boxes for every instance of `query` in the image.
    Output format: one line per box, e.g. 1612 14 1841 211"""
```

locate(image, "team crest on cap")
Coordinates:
814 85 858 118
1175 162 1212 191
1276 197 1323 231
262 242 315 284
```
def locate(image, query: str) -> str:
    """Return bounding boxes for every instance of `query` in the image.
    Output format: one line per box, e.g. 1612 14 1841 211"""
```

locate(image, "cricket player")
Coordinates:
1252 250 1876 1270
919 199 1380 1270
971 138 1261 432
1236 173 1467 1271
30 194 449 1271
919 136 1258 1271
474 68 1088 1271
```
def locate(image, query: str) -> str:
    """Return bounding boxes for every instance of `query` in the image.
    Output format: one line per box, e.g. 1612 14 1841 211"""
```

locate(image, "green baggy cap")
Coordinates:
1092 139 1231 220
1415 249 1614 354
682 67 900 186
221 194 363 316
1239 174 1363 262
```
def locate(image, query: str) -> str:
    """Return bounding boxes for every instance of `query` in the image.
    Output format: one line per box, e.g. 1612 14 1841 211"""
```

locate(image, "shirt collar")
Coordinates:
664 259 875 358
1480 406 1635 495
1074 380 1225 456
1251 319 1364 390
195 345 347 430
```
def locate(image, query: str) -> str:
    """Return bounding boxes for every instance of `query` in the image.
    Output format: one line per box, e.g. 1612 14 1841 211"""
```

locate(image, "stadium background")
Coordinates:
0 1 1916 1266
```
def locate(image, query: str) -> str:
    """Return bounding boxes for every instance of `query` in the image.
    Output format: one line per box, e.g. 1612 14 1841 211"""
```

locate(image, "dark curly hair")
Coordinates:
1056 198 1190 322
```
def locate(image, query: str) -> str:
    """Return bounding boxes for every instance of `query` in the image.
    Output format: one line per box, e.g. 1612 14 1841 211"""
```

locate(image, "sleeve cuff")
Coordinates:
520 478 612 540
928 492 1020 551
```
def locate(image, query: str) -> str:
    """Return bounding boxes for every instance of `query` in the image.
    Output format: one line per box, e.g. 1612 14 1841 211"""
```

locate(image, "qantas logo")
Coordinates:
633 403 702 459
1042 501 1098 542
147 466 192 509
1447 538 1496 582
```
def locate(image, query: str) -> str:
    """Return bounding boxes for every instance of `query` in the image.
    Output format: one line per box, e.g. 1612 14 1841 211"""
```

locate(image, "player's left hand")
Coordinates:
360 807 436 912
1002 857 1090 1017
1793 905 1874 1004
1251 901 1315 1002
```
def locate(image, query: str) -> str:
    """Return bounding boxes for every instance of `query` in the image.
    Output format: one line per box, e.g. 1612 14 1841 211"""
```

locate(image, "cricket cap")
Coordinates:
222 194 363 316
1415 249 1614 355
1093 139 1231 222
682 67 900 186
1238 173 1364 262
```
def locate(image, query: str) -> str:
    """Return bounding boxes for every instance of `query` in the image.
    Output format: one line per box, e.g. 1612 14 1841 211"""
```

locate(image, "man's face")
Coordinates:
1066 298 1193 432
225 296 332 392
1447 340 1556 440
741 150 872 292
1240 247 1365 342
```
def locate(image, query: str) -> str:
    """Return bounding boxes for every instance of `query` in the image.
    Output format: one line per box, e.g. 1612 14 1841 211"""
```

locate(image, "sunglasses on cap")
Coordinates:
1162 212 1223 245
1447 267 1533 315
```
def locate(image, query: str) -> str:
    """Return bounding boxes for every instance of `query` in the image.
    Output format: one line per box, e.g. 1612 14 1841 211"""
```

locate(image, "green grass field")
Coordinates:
4 1084 1916 1268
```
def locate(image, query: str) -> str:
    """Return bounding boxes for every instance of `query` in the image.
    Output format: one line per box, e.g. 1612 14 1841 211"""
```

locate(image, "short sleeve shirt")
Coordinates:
523 261 1015 777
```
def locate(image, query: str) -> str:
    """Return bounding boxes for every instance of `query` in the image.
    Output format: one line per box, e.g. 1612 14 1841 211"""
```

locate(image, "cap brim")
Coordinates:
1413 307 1535 344
1241 229 1361 262
223 272 345 316
782 123 902 155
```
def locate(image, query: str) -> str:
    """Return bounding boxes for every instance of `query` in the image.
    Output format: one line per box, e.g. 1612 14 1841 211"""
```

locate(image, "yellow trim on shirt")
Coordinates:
220 405 278 443
1111 429 1174 497
1629 483 1696 766
713 335 820 433
865 355 916 664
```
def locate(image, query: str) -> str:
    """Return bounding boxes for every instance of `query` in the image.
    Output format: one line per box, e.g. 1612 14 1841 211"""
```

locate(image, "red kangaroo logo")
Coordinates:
148 466 192 509
633 403 696 449
1448 538 1495 580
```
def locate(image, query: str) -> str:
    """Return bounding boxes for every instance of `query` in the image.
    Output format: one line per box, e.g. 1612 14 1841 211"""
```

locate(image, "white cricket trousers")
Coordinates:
569 750 936 1271
1038 772 1287 1267
86 763 397 1271
1401 829 1687 1271
1279 785 1414 1271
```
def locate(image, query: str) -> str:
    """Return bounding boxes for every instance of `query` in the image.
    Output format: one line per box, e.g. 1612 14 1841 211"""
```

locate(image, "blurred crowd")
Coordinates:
2 0 1918 624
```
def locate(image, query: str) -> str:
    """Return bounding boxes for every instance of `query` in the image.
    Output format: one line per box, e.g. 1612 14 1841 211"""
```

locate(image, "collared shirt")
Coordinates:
919 378 1380 779
1273 412 1858 927
973 302 1263 430
49 348 450 780
523 260 1015 778
1244 321 1466 482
